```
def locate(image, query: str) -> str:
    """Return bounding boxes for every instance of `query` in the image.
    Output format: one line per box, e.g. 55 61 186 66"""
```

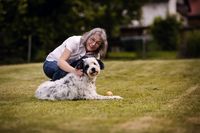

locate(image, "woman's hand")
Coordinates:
74 69 83 77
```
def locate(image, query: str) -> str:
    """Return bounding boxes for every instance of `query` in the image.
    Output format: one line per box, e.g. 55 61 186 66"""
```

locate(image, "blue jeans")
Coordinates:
43 61 68 81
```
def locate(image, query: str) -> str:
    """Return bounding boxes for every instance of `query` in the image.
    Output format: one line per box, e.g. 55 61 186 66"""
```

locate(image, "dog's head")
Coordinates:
76 57 104 79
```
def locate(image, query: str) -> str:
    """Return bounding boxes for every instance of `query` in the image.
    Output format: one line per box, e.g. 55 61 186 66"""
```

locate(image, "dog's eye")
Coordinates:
93 63 96 65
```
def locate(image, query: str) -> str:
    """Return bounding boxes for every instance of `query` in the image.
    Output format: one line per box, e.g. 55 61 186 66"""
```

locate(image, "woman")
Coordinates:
43 28 108 81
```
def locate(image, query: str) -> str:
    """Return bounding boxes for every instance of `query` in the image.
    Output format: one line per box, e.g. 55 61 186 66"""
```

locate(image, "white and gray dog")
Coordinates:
35 57 123 100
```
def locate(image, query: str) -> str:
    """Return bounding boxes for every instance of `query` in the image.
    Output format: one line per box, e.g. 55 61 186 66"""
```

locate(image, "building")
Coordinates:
177 0 200 28
117 0 200 56
141 0 179 26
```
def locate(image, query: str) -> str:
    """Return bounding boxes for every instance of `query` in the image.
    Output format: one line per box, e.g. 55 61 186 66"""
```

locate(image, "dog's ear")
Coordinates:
97 60 104 70
75 60 84 69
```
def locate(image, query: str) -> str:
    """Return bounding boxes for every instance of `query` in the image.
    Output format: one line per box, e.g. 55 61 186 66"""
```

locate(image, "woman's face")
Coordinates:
86 33 102 52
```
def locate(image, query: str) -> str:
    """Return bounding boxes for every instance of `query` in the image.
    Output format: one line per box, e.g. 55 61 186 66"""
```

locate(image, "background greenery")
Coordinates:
0 0 147 64
151 16 181 51
1 0 200 64
183 30 200 58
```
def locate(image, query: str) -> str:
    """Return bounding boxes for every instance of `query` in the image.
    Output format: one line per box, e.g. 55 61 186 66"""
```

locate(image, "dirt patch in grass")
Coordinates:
112 116 185 133
186 117 200 125
117 116 154 130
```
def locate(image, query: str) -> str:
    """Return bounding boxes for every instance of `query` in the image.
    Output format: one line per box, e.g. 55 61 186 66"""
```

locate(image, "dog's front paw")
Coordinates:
112 96 123 99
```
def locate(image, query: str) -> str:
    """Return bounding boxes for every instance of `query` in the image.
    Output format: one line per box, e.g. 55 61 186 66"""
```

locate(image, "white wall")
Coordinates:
168 0 177 15
141 3 168 26
141 0 178 26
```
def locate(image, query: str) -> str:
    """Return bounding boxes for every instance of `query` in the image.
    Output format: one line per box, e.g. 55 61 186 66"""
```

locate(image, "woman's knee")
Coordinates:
43 61 59 79
52 68 68 81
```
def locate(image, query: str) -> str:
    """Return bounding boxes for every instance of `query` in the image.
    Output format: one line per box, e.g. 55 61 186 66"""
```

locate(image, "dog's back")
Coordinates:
35 73 93 100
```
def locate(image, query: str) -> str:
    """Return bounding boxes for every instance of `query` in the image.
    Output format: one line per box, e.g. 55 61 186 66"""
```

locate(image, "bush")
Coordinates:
151 16 181 51
184 30 200 58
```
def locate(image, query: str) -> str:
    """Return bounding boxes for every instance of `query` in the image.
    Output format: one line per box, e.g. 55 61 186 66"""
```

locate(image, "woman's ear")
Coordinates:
97 60 104 70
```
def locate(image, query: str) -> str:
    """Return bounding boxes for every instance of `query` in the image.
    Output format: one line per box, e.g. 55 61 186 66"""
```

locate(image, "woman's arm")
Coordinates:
57 48 83 76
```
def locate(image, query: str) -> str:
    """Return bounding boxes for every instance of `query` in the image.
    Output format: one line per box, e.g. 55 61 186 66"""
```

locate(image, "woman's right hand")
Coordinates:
74 69 83 77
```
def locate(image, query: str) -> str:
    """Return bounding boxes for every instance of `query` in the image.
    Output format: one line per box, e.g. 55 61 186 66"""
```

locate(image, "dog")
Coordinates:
35 57 123 100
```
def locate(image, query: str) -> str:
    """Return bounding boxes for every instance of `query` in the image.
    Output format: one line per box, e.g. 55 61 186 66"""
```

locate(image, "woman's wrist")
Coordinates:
71 68 76 74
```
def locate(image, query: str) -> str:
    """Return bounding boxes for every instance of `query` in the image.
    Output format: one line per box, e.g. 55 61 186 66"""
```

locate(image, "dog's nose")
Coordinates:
91 68 96 72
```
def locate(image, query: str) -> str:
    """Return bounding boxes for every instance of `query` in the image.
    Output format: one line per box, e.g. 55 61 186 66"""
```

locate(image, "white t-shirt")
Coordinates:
46 36 86 63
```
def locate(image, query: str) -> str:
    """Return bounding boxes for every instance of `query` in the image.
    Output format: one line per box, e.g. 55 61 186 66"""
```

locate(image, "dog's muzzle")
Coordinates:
89 67 99 76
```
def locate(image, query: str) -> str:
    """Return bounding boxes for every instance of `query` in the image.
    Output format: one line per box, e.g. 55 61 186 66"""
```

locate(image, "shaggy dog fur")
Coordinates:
35 57 123 100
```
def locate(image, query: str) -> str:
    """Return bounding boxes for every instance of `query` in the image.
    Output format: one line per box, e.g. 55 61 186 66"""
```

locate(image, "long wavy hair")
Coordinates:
80 28 108 59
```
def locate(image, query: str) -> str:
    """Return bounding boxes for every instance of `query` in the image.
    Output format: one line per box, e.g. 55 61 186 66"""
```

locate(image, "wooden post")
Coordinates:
142 35 146 59
27 35 32 63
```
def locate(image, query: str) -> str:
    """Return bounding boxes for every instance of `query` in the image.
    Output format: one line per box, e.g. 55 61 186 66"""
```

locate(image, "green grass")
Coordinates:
107 52 137 60
0 60 200 133
107 51 177 60
146 51 177 59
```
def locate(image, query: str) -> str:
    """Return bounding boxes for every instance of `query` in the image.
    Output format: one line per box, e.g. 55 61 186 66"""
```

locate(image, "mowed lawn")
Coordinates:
0 59 200 133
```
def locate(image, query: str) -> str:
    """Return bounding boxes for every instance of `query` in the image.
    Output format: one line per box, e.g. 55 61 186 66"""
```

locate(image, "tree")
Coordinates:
0 0 145 64
151 16 181 51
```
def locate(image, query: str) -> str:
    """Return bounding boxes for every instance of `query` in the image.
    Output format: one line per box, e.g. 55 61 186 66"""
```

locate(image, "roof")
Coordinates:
177 0 200 16
188 0 200 15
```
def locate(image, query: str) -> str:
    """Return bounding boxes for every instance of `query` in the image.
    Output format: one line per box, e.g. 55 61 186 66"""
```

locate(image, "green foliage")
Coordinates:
184 30 200 58
0 0 145 64
151 16 181 51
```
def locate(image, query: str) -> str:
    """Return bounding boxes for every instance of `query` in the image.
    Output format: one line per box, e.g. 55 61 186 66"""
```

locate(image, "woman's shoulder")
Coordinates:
67 35 82 41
